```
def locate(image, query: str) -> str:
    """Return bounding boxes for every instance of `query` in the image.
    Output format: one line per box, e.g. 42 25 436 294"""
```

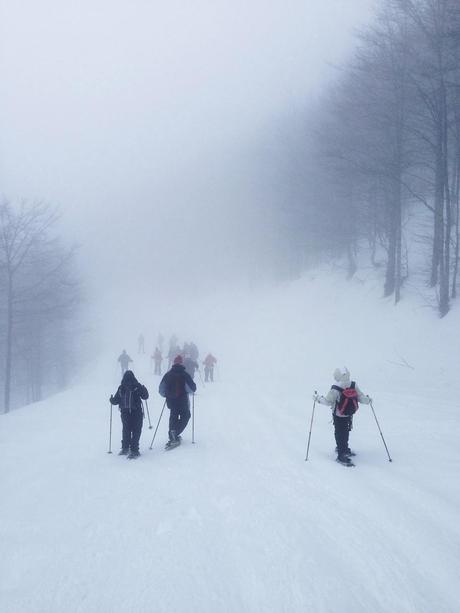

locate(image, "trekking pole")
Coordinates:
108 401 113 454
144 399 153 429
192 393 195 444
149 400 166 449
305 392 317 461
369 397 392 462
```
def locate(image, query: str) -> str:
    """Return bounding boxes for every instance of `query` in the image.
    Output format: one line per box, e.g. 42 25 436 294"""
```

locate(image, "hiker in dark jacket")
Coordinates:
159 355 196 448
183 355 199 380
118 350 132 375
189 342 199 361
110 370 149 459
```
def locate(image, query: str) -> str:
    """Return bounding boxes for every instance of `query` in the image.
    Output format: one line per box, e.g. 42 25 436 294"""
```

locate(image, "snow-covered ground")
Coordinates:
2 270 460 613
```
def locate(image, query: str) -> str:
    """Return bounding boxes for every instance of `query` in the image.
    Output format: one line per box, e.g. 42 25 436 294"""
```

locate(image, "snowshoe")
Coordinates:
118 448 129 456
127 450 140 460
336 454 354 467
165 439 181 451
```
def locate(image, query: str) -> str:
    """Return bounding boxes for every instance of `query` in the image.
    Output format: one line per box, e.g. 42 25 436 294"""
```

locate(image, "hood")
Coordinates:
333 367 351 388
121 370 138 388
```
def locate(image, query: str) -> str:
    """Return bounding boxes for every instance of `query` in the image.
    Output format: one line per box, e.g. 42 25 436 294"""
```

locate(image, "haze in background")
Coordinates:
0 0 374 300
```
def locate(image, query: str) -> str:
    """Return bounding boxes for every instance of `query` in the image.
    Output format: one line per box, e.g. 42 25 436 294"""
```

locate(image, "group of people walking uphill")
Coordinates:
110 350 198 456
110 353 378 465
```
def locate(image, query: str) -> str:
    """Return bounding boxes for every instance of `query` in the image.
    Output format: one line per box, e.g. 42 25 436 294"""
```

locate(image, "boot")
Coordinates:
165 430 180 449
337 453 353 466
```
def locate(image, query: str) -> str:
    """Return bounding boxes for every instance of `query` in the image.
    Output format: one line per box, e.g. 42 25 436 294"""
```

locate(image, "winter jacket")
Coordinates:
203 354 217 367
111 380 149 412
184 357 199 378
118 352 132 366
189 343 199 361
317 381 369 417
159 364 197 403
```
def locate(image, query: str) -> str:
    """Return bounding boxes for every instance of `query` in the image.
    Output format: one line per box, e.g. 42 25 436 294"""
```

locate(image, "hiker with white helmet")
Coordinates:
315 368 371 466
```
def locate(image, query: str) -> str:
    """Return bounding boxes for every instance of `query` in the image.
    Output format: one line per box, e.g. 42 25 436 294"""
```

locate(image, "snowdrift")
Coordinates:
2 270 460 613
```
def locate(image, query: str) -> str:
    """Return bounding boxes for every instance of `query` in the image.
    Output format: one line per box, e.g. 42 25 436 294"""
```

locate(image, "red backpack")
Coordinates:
331 381 359 416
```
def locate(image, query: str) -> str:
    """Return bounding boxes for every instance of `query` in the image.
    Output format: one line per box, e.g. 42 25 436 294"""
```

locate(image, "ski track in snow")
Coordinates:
2 274 460 613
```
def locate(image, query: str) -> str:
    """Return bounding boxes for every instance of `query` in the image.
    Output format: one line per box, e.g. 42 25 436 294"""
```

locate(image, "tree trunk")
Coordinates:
384 188 397 297
4 274 13 413
394 177 403 304
431 143 445 288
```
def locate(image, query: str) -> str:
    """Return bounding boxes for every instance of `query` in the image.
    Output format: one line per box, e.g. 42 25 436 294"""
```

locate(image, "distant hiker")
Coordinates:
152 347 163 375
315 367 371 466
167 344 181 369
159 355 197 449
157 333 164 352
189 342 199 361
169 334 178 351
184 355 199 380
110 370 149 459
203 353 217 382
138 333 145 354
118 350 132 375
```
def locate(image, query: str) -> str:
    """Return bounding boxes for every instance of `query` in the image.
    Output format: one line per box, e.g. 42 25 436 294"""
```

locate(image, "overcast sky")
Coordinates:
0 0 375 298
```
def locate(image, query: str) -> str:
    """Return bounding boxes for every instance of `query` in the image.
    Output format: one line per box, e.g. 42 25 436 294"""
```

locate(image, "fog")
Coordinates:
0 0 374 301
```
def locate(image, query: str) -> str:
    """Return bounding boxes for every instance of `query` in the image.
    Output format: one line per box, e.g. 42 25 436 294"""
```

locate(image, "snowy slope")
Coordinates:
2 270 460 613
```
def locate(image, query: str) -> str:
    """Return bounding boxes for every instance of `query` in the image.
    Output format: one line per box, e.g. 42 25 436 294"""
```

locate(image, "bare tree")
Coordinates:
0 200 79 413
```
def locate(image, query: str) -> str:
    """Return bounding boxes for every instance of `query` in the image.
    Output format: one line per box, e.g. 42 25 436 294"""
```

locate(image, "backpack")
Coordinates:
332 381 359 416
165 372 185 399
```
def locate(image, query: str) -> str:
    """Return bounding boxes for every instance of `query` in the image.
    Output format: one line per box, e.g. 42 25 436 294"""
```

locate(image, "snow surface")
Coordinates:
2 270 460 613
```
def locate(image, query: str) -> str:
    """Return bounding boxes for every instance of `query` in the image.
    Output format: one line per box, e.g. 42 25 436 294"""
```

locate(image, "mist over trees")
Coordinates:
291 0 460 317
2 0 459 419
0 201 80 413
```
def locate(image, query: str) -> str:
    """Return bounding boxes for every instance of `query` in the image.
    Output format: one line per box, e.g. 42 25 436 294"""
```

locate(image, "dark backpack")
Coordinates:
165 372 186 399
332 381 359 416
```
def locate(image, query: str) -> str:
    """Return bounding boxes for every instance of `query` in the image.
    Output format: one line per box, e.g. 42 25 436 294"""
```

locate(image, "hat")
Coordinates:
174 355 183 365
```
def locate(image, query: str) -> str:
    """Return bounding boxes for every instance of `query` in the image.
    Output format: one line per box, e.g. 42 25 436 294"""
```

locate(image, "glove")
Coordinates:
109 395 114 403
313 394 320 402
366 395 373 403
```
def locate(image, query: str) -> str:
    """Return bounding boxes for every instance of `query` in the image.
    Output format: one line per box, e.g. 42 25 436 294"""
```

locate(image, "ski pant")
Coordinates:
154 361 162 375
120 408 143 452
167 397 191 438
333 414 352 455
204 366 214 382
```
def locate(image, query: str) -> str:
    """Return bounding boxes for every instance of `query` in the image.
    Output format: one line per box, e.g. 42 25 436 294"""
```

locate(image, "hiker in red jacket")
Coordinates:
203 353 217 382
